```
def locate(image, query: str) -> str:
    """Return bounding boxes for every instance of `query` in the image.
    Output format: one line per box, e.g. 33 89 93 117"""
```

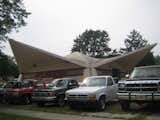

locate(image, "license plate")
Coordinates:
135 95 145 100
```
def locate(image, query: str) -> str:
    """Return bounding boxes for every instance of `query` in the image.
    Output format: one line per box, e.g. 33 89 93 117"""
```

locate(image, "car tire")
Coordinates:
1 95 5 103
57 95 65 107
120 101 130 111
24 96 31 104
97 96 106 111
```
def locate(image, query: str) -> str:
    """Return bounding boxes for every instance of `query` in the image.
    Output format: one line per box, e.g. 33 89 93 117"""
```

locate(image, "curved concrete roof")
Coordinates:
9 40 85 73
95 44 157 71
9 39 156 74
65 52 101 67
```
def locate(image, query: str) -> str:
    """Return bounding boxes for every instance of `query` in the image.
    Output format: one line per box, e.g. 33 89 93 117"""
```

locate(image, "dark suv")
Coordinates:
32 78 79 107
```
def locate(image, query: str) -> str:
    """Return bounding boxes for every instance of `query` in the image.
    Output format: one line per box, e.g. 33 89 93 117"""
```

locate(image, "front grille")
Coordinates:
126 87 158 91
6 92 14 95
126 84 140 87
68 94 88 100
33 92 48 97
141 83 157 87
126 87 141 91
121 83 159 92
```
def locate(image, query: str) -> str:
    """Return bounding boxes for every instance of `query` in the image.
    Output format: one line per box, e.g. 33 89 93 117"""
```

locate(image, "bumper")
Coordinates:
117 92 160 101
68 100 98 107
0 94 4 102
67 97 97 102
5 94 22 102
67 97 97 105
32 96 57 102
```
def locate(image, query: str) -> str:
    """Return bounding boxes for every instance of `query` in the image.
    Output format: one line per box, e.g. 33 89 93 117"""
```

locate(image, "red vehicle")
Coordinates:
4 80 38 104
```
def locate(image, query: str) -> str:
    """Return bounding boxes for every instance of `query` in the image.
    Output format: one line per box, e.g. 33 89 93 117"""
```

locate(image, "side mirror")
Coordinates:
68 82 73 86
125 74 130 78
113 77 119 83
68 82 76 89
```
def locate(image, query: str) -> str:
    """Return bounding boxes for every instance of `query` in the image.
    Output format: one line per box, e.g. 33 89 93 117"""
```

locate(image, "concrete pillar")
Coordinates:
83 67 97 79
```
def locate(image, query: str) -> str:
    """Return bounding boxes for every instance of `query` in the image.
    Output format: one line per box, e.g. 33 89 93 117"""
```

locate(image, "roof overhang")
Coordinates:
95 44 157 72
9 40 85 73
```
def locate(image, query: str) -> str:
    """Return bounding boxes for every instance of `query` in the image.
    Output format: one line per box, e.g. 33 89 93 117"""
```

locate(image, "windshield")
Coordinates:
36 80 53 87
0 84 5 88
130 67 160 79
51 79 68 87
81 77 106 87
5 82 21 88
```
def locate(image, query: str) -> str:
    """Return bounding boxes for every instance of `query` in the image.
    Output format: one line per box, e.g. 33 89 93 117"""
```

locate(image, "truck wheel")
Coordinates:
58 95 65 107
1 96 6 103
37 102 44 107
24 96 31 104
69 103 76 109
97 96 106 111
120 101 130 111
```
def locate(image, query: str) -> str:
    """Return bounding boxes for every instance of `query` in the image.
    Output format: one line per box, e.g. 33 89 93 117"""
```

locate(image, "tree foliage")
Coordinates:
0 0 30 45
120 29 148 53
71 29 111 57
120 29 155 66
155 55 160 65
0 52 19 80
136 52 155 66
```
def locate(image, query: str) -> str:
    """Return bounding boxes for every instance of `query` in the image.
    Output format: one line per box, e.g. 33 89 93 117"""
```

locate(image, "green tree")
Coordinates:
120 29 155 66
71 29 111 57
0 52 19 80
120 29 148 53
155 55 160 65
136 52 155 66
0 0 30 47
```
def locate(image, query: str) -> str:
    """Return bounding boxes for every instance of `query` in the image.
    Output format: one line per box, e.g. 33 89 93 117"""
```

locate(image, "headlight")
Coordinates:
65 92 69 97
32 93 35 96
88 94 96 100
47 92 55 96
118 83 125 88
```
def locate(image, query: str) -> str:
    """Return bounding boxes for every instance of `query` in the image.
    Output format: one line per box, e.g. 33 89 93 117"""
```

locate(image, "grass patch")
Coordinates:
0 103 83 115
2 103 128 115
0 112 44 120
106 102 127 114
126 114 147 120
0 102 131 115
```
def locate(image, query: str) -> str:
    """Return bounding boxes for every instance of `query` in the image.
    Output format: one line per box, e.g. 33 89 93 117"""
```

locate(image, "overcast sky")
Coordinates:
3 0 160 56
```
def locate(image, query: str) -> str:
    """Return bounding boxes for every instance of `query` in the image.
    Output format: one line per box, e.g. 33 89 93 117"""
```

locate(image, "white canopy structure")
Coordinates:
9 40 156 81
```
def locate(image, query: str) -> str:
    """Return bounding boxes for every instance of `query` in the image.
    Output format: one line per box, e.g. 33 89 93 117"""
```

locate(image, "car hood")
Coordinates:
119 79 160 84
66 86 105 95
33 87 65 92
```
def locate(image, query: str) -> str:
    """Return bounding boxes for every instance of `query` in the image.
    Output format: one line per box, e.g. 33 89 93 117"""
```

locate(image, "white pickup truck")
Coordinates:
66 76 118 110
